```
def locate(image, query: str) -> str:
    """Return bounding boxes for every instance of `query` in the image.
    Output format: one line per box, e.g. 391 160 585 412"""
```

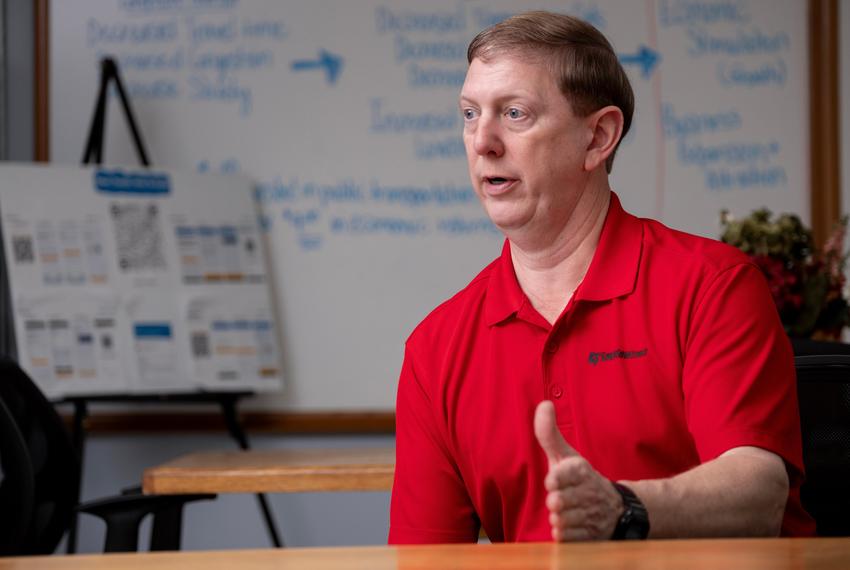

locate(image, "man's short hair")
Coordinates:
467 10 635 173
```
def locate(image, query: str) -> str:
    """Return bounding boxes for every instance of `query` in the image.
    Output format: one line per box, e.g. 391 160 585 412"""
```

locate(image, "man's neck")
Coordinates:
509 187 611 325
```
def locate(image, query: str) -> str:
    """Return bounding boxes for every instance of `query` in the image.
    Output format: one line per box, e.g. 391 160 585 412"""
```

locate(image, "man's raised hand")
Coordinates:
534 400 624 541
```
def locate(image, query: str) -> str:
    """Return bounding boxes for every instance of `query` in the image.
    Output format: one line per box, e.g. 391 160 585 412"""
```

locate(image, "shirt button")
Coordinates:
545 339 558 353
550 385 564 399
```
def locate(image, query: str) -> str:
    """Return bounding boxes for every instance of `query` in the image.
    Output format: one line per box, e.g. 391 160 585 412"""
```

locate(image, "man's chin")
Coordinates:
486 213 530 235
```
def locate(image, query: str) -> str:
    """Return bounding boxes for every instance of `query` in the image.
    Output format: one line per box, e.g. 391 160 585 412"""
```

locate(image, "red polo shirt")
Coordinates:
389 193 815 543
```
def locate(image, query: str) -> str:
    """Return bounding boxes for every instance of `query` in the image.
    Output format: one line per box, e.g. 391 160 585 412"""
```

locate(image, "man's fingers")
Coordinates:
534 400 578 464
552 525 592 542
545 481 597 512
544 457 591 491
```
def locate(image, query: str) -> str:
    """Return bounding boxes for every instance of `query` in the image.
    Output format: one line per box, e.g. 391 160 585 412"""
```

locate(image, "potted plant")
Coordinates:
720 209 850 340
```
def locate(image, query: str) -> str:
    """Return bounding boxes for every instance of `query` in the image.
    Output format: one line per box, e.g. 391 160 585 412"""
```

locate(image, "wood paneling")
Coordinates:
809 0 842 245
64 411 396 435
34 0 49 161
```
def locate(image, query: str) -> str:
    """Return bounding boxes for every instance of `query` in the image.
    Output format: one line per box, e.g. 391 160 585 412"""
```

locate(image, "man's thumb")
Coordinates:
534 400 577 464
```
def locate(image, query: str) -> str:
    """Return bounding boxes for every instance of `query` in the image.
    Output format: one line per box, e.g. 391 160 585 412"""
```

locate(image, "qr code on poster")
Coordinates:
110 202 167 272
12 236 34 263
191 332 210 358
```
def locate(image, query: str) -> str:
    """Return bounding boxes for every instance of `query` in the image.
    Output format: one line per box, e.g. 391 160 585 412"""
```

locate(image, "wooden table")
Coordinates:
142 447 395 494
1 538 848 569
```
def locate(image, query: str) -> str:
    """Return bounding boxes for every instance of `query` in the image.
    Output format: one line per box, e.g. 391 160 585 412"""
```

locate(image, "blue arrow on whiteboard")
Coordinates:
618 46 660 79
291 49 344 84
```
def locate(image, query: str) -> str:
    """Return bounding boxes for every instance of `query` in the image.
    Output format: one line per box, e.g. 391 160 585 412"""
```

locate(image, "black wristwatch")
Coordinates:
610 482 650 540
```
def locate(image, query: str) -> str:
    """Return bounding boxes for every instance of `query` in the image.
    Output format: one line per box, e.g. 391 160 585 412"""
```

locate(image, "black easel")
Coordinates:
67 57 282 552
81 58 150 167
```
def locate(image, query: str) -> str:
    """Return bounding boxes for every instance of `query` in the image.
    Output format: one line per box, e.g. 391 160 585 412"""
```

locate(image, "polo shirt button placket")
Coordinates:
543 335 561 400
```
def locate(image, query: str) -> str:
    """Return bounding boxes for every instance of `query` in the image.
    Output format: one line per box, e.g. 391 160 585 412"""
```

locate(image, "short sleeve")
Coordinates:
681 263 805 485
388 342 479 544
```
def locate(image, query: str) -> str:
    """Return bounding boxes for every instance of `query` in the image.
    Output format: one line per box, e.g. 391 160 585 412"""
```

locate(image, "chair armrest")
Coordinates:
119 484 143 496
78 492 216 552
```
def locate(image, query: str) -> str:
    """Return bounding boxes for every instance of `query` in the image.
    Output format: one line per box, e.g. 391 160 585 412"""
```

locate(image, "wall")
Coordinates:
4 0 33 162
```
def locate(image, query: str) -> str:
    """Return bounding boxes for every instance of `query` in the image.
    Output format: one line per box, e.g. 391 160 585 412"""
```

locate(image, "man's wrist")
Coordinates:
610 482 650 540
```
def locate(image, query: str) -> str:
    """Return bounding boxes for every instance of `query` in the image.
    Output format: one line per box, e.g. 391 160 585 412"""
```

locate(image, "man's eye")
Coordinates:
463 109 477 120
507 108 524 119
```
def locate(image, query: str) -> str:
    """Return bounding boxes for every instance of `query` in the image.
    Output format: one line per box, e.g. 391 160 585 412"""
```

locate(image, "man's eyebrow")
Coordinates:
460 92 535 106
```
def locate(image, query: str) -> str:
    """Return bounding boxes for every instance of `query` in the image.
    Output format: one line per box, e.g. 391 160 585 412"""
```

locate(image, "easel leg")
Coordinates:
220 396 284 548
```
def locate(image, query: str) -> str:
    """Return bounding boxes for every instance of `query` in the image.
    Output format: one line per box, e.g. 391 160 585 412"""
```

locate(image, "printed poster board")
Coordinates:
0 163 282 399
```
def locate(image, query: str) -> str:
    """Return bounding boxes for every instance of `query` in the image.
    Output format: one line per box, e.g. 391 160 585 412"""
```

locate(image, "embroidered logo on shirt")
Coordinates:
588 348 648 365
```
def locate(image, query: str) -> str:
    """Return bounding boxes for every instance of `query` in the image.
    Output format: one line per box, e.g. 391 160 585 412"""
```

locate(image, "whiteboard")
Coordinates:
0 163 282 399
48 0 809 411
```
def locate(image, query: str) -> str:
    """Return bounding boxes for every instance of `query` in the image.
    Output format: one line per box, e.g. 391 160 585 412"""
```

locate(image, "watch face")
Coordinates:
623 508 650 540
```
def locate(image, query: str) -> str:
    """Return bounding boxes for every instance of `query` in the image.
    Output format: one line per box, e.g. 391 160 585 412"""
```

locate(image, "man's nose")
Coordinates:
472 115 505 157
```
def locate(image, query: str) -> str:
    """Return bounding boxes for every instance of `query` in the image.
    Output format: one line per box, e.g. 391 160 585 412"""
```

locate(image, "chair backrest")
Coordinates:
0 357 80 555
794 354 850 536
0 397 35 555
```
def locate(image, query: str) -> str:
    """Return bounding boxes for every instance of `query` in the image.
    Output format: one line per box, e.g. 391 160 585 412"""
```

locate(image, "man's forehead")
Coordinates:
461 55 558 101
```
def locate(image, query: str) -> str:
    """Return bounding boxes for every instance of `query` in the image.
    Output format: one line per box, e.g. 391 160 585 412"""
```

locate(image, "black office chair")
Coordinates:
794 353 850 536
0 357 214 554
0 397 35 555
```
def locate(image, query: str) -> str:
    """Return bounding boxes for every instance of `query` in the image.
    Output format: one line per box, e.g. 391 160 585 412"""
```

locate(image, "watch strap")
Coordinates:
611 482 650 540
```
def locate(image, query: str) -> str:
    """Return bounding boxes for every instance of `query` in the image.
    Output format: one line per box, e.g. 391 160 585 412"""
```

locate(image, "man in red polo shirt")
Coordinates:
389 11 815 543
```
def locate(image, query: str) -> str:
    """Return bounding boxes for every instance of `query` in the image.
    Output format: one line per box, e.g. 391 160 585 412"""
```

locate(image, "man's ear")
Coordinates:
583 105 624 172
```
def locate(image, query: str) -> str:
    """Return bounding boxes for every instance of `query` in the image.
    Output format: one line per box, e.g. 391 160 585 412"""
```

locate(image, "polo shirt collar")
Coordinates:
483 192 643 326
574 192 643 302
484 240 525 326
